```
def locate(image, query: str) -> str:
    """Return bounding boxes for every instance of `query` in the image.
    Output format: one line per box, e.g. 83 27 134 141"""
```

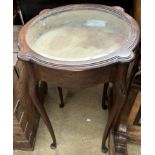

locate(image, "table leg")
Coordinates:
25 62 56 149
57 87 64 108
102 83 109 110
101 65 128 153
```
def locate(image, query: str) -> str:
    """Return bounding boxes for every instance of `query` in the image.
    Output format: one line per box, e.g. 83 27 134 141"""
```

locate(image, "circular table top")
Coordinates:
19 4 140 70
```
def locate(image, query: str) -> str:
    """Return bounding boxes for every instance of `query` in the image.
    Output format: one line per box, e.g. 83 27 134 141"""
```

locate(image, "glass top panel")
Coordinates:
26 8 132 61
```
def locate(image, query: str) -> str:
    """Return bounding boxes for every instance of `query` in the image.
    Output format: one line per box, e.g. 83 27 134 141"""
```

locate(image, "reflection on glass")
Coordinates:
26 9 131 61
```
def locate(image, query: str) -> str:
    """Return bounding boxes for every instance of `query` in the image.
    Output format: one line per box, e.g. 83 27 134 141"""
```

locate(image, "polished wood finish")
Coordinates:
20 56 131 152
102 83 109 110
102 63 129 153
18 5 139 68
18 4 139 152
25 62 57 148
57 87 64 108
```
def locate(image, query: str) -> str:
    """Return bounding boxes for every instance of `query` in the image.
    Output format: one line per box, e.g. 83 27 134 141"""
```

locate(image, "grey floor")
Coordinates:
14 85 141 155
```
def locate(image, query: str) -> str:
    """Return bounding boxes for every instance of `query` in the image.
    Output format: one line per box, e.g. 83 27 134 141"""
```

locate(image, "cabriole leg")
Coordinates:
25 62 56 149
101 64 128 153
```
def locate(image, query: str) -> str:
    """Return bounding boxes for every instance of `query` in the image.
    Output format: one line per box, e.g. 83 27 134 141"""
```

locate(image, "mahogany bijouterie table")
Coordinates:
18 4 139 153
